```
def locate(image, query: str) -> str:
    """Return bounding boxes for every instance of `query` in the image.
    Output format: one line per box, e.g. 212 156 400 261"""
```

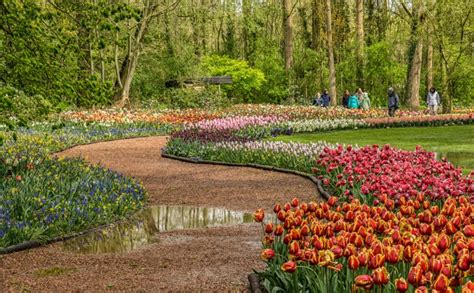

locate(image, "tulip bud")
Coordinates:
327 196 338 206
395 278 408 292
408 265 423 286
354 275 374 290
260 249 275 261
386 247 400 264
281 261 297 273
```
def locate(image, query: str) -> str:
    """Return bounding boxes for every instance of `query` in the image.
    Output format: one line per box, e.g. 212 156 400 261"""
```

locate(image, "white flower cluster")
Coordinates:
280 118 367 133
213 140 336 158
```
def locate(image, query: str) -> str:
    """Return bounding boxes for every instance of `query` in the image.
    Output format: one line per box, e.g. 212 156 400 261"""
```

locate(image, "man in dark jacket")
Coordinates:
387 87 399 117
321 89 331 107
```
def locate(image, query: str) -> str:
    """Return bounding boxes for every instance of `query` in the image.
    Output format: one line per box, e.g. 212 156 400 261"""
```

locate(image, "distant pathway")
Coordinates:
1 136 319 291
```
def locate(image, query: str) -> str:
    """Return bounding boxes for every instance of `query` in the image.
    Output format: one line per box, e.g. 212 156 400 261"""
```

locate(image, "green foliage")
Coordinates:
201 55 265 103
365 42 407 106
0 86 53 127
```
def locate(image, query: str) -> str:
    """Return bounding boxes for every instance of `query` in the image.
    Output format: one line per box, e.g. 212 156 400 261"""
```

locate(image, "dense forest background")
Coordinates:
1 0 473 119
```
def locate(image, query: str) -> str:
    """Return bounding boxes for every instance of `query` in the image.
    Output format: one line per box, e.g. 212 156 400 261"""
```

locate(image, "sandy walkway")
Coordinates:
1 136 320 292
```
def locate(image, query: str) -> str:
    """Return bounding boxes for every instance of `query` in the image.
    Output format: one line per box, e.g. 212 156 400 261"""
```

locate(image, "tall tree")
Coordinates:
325 0 337 105
355 0 365 87
282 0 293 72
403 0 426 110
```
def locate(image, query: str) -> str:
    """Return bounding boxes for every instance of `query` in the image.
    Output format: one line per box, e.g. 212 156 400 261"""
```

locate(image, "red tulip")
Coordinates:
408 265 423 286
386 247 400 264
457 253 470 271
372 267 390 285
265 223 274 234
281 261 297 273
254 208 265 222
288 241 300 255
433 273 449 292
260 249 275 261
354 275 374 290
291 197 299 207
462 281 474 293
414 286 428 293
274 224 284 236
327 196 338 206
395 278 408 292
368 254 385 269
273 204 281 213
348 255 359 270
464 224 474 237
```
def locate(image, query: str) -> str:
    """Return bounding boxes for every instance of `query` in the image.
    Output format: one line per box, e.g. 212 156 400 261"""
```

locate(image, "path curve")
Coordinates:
1 136 320 292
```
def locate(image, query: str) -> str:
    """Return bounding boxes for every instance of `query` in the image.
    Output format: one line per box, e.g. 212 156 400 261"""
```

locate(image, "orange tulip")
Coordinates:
281 261 297 273
354 275 374 290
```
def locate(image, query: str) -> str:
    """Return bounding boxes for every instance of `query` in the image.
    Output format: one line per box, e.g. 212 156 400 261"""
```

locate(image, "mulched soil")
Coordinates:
0 136 320 292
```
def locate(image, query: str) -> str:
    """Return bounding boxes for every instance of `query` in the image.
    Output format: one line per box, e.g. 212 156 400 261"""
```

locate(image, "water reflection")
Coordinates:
62 205 254 254
434 152 474 172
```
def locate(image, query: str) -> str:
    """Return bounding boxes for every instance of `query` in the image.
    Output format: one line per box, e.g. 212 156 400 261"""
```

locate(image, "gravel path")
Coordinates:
1 136 320 292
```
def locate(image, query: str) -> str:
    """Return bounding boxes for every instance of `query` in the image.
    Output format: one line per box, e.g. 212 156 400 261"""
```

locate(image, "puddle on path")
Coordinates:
62 205 254 254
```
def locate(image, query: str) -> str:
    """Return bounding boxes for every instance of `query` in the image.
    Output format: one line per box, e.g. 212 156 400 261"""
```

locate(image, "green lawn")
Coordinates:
270 125 474 172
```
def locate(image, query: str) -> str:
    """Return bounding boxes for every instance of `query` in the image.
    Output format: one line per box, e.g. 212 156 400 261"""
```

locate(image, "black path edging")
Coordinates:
0 207 146 255
248 273 263 293
161 153 330 200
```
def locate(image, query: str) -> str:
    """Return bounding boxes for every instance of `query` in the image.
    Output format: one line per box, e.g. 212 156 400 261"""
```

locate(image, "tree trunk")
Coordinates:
114 0 157 107
311 0 322 50
355 0 365 88
441 58 451 113
426 36 433 91
326 0 337 105
406 39 423 109
282 0 293 72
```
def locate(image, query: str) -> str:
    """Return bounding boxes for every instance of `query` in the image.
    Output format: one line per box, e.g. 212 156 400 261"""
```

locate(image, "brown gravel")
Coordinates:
0 136 320 292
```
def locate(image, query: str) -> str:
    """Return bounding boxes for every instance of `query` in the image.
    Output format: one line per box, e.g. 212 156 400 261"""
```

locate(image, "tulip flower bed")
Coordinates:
364 113 474 128
165 138 335 172
314 145 474 205
255 195 474 292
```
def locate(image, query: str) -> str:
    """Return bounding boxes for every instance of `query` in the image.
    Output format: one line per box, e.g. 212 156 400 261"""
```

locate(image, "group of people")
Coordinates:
312 88 371 110
312 86 442 117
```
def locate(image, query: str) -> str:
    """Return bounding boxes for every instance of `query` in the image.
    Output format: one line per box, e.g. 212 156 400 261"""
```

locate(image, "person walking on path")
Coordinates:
321 89 331 107
341 90 350 108
387 87 399 117
426 87 441 115
347 91 360 109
